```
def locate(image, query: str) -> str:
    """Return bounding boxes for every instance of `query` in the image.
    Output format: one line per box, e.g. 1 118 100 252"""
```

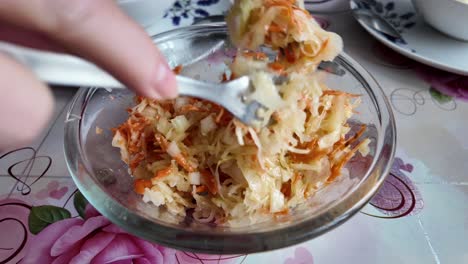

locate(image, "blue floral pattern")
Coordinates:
164 0 220 26
355 0 416 33
352 0 416 51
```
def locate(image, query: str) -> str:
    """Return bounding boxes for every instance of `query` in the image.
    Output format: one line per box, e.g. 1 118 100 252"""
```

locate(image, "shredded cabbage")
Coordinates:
227 0 343 73
112 0 369 227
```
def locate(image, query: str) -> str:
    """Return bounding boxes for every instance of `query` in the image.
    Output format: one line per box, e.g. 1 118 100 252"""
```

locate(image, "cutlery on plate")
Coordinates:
350 0 404 41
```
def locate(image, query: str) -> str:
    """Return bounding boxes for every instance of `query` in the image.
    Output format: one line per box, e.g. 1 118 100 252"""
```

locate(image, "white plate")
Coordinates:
350 0 468 76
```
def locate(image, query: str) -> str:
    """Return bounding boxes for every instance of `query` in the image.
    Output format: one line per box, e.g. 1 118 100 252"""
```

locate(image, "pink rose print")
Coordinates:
284 247 314 264
415 65 468 102
21 205 177 264
366 157 424 218
0 192 246 264
0 199 32 263
35 181 69 200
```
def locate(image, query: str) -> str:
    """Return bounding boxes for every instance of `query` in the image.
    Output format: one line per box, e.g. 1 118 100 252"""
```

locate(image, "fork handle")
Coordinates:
0 41 126 89
0 41 225 101
175 75 224 103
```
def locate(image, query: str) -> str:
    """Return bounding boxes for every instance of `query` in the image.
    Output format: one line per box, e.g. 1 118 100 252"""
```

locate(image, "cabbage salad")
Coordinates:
112 0 369 226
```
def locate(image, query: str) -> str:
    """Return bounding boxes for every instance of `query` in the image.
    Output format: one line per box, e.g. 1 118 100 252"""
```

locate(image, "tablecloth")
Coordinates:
1 0 467 263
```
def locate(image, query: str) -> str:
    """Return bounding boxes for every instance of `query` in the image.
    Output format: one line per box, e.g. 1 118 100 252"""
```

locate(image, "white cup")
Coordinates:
117 0 176 28
412 0 468 41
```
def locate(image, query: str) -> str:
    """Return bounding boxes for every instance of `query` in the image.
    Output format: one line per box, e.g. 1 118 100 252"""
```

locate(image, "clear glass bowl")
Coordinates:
64 23 396 254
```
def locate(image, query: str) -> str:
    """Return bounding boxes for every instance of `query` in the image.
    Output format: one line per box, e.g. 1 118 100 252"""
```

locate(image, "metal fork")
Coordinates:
0 41 267 126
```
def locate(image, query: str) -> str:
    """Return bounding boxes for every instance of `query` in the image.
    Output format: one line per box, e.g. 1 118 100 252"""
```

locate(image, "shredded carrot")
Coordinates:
174 154 195 173
268 23 284 33
274 208 290 216
129 153 145 171
283 45 296 63
328 139 368 182
221 72 228 82
329 124 366 158
322 90 360 97
178 104 207 114
153 166 172 180
200 169 218 195
154 134 169 150
196 185 208 194
155 133 195 172
280 180 292 198
183 136 193 146
173 65 183 74
215 108 225 123
134 179 152 195
289 138 328 163
268 62 284 73
159 102 174 113
243 51 267 60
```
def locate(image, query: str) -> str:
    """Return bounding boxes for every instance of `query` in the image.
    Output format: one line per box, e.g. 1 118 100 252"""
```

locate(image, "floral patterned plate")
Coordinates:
350 0 468 76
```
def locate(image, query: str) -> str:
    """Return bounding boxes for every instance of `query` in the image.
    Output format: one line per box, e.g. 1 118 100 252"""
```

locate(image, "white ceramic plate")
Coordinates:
117 0 176 28
350 0 468 76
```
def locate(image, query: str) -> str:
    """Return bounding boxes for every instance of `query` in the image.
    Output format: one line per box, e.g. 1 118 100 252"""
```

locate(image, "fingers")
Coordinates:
0 53 54 151
0 0 177 100
0 23 65 53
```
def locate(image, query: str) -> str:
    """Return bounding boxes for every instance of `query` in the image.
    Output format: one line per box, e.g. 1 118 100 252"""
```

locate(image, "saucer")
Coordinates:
350 0 468 76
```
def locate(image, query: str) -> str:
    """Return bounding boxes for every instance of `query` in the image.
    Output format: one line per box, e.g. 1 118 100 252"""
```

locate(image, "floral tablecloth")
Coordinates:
1 0 468 263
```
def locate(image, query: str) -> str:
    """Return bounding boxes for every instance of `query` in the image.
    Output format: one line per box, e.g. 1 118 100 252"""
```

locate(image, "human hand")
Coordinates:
0 0 177 151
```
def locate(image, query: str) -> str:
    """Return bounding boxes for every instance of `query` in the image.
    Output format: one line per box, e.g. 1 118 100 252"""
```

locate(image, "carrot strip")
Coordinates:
178 105 208 114
153 166 172 180
129 153 145 171
196 185 208 194
322 90 360 97
329 124 366 158
268 23 284 33
281 180 292 198
215 108 225 123
268 62 284 73
243 51 267 60
201 169 218 195
274 208 290 216
174 154 195 173
328 139 368 182
221 73 229 82
154 134 169 150
173 65 183 74
134 179 152 195
283 46 296 63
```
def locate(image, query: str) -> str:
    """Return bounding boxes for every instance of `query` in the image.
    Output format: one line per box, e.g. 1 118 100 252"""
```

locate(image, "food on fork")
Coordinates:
226 0 342 73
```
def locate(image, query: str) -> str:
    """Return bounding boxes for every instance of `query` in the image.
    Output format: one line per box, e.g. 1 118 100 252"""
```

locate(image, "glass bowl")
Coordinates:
64 23 396 254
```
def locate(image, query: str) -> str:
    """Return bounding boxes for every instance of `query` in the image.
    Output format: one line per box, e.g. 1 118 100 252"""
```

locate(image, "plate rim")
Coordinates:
350 0 468 76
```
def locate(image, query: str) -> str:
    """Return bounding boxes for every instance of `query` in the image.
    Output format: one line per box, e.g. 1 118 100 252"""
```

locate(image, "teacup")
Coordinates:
412 0 468 41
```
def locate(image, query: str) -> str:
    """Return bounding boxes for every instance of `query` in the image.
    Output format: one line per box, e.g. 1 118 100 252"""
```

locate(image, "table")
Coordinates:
1 0 467 263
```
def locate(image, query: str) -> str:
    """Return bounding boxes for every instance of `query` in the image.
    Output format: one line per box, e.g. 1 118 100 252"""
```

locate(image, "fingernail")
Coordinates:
146 88 163 100
152 63 177 99
154 62 168 83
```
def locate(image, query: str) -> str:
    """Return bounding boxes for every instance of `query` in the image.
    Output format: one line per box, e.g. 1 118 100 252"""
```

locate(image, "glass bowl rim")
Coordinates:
64 22 396 254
